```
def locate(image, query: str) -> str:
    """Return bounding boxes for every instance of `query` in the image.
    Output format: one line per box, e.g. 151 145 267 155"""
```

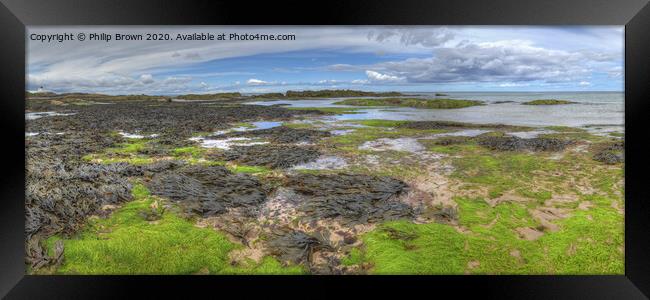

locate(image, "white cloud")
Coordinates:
499 82 529 87
327 64 357 71
247 78 269 85
318 79 339 84
163 76 192 84
367 27 455 48
139 74 154 84
353 39 614 85
365 70 405 83
579 81 591 86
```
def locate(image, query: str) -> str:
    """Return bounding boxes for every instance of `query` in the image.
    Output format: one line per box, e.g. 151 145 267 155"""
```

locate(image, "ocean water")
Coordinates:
247 92 624 133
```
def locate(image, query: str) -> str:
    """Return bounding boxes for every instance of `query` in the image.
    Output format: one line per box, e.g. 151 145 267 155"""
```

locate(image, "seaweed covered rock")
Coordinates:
593 151 624 164
432 136 471 146
26 130 122 162
267 228 333 266
593 141 624 164
24 157 176 237
24 127 162 269
285 173 413 224
147 165 267 217
398 120 513 130
478 136 572 152
140 160 186 174
210 126 331 144
23 99 326 271
26 101 323 141
25 159 138 237
25 157 142 269
212 145 321 169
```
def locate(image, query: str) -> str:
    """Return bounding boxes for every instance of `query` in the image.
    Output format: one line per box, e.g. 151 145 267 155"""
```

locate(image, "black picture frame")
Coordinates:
1 0 649 298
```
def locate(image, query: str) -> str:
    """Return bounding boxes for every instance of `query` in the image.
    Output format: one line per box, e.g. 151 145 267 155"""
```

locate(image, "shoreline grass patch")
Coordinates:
82 139 159 165
347 195 623 274
355 129 624 274
172 146 205 158
335 130 621 275
226 164 272 174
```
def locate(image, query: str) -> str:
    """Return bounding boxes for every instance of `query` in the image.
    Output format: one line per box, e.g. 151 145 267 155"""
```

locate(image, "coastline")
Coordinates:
25 91 624 275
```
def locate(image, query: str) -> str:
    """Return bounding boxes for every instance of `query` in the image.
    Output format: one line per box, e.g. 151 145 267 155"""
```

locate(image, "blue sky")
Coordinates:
27 26 624 94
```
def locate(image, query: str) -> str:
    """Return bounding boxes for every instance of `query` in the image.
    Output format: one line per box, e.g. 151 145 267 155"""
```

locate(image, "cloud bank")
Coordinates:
27 26 623 94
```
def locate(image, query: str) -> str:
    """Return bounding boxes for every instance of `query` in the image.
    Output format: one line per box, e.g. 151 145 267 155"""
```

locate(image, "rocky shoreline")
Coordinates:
25 94 625 275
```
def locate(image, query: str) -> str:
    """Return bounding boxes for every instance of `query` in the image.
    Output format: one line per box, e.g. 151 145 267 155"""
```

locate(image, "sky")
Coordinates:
27 26 624 95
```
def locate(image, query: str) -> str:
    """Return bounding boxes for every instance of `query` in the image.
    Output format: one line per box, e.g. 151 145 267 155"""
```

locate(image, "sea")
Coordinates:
246 92 624 134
